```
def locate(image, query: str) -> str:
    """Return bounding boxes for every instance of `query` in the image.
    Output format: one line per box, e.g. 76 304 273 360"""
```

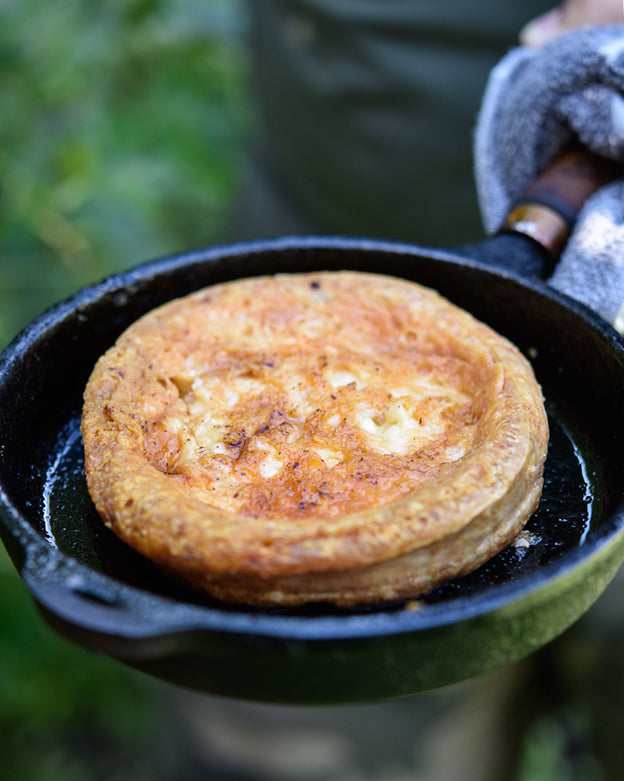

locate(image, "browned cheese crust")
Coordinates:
82 271 549 607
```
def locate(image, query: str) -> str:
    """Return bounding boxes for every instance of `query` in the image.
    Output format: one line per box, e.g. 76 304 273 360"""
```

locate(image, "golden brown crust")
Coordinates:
82 271 549 607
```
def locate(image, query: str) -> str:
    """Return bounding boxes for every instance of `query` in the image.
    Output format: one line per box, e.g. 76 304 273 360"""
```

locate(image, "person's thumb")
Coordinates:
520 7 566 47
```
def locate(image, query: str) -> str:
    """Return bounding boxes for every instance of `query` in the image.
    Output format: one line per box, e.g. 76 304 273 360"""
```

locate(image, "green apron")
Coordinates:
231 0 552 246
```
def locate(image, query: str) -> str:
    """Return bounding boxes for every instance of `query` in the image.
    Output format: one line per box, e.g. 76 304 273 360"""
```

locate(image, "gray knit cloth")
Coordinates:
474 25 624 328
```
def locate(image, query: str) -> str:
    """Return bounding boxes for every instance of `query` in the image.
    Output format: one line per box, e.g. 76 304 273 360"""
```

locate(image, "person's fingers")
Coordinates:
559 0 623 28
519 7 564 47
520 0 624 47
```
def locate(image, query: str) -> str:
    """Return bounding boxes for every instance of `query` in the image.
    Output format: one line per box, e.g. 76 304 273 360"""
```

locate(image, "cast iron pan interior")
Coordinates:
2 236 624 704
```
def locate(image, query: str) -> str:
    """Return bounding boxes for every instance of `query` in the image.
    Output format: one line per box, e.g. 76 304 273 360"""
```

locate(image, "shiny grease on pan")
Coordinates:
40 402 598 615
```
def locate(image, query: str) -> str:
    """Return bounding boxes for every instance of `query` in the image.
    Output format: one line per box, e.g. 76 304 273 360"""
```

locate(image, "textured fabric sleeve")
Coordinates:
474 25 624 326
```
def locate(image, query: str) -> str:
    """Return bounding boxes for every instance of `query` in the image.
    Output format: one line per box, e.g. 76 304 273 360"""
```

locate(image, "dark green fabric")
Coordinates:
231 0 552 246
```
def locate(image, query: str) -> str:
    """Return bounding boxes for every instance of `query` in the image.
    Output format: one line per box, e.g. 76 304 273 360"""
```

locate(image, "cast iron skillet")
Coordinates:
1 151 624 705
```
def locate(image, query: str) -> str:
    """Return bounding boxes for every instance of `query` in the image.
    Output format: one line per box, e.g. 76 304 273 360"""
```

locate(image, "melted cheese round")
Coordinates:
82 271 548 607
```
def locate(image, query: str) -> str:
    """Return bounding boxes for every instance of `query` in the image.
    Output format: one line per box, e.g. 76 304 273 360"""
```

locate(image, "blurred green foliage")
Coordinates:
0 545 171 781
0 0 251 347
0 1 250 778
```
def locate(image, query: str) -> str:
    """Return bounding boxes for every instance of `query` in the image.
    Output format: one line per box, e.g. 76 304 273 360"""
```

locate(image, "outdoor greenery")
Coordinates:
0 0 250 348
0 545 170 781
0 2 250 779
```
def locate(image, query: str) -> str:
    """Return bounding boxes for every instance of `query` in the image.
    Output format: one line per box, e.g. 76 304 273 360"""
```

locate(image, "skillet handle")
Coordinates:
501 147 620 262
